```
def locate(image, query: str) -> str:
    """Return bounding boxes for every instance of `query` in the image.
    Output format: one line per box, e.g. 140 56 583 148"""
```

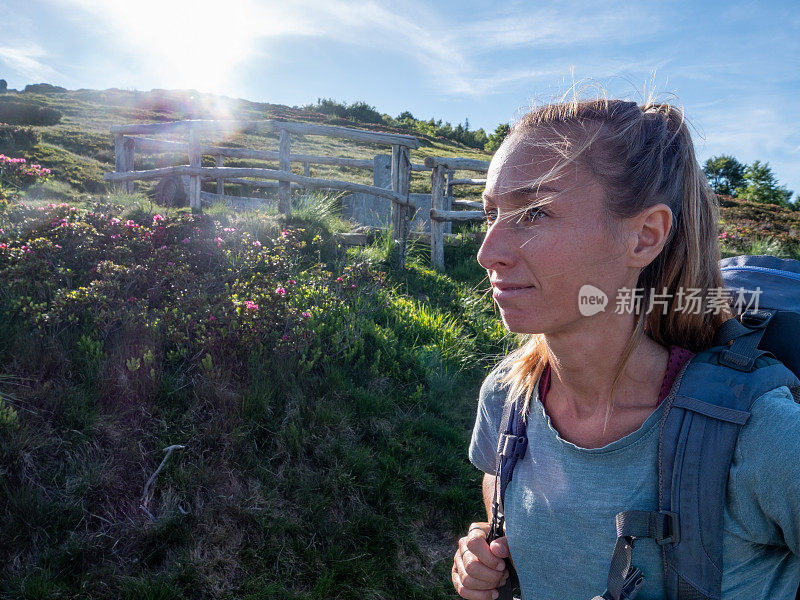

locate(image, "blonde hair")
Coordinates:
491 93 732 434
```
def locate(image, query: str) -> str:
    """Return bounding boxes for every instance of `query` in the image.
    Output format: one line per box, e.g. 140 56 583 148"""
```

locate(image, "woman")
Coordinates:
451 97 800 599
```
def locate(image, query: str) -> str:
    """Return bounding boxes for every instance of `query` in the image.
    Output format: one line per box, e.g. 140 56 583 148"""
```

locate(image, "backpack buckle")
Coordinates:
739 310 774 330
499 433 528 459
655 511 680 546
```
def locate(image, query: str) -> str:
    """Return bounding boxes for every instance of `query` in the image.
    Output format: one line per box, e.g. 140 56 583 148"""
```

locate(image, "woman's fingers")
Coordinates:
454 544 502 590
451 522 510 599
452 559 500 600
461 527 507 573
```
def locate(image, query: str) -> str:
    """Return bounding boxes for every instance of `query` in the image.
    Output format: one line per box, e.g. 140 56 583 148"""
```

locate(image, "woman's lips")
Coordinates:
493 285 534 299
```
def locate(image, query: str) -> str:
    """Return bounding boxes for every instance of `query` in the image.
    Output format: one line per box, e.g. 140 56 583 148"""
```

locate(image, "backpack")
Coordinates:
487 254 800 600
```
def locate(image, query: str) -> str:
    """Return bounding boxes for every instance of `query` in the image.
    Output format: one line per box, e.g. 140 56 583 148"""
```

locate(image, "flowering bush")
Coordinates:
0 122 40 149
0 154 51 205
0 203 388 394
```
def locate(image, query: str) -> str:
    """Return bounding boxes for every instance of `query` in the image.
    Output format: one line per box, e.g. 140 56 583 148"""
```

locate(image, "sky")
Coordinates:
1 0 798 195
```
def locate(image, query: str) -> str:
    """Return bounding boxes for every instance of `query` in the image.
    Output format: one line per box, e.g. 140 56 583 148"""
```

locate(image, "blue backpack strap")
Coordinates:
657 348 800 600
488 386 529 600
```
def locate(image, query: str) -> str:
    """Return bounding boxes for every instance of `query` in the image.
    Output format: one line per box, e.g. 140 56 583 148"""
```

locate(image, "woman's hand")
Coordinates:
452 521 510 600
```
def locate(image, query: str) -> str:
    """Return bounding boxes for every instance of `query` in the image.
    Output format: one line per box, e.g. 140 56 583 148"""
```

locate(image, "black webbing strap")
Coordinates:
716 310 776 372
600 510 679 600
488 396 518 542
488 396 523 600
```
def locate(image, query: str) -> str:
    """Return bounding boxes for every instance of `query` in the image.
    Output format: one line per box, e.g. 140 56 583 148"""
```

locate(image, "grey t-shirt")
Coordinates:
469 363 800 600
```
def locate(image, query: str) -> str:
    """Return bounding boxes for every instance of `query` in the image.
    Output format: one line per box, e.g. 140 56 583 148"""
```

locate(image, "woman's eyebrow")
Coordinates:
483 184 561 205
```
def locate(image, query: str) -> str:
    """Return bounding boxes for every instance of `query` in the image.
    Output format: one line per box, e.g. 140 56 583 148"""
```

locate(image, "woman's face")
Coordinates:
477 130 634 335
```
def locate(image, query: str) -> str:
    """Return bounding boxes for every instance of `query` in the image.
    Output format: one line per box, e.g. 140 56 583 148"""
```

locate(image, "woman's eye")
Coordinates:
483 208 546 226
518 208 546 223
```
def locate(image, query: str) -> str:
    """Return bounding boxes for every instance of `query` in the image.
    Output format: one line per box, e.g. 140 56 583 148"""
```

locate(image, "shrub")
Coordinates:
0 100 62 125
23 83 67 94
0 154 50 188
0 122 40 150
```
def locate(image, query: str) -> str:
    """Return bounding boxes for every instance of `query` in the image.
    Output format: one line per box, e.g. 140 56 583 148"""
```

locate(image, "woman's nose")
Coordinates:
477 221 514 271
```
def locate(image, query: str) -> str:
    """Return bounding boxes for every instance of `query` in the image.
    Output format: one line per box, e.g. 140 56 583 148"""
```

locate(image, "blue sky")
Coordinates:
1 0 798 194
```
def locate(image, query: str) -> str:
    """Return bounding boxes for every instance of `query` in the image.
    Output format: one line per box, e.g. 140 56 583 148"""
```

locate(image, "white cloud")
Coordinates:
0 43 61 82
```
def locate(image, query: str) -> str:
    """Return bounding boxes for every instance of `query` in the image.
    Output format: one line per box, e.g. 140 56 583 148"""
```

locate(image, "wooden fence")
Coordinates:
425 156 489 270
103 119 492 271
103 119 423 267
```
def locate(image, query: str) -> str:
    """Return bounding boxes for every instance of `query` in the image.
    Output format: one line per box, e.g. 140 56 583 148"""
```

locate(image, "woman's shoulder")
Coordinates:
479 358 514 396
738 384 800 446
730 384 800 483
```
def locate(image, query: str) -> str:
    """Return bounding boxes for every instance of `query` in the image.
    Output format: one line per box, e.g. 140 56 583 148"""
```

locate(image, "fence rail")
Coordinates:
110 119 421 148
104 118 427 268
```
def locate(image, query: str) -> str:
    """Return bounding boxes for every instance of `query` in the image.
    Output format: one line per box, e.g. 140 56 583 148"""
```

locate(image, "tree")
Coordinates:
734 160 794 205
703 155 745 195
484 123 511 153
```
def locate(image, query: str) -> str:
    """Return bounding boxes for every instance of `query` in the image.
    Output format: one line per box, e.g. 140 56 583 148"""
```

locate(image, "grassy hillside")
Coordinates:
0 88 491 203
0 188 512 599
1 87 799 600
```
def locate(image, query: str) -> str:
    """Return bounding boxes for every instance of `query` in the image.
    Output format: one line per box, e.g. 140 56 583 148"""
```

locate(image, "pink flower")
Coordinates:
167 261 174 266
0 243 7 249
153 214 165 223
125 220 137 227
54 244 61 249
127 297 137 302
223 227 235 232
288 279 296 285
253 240 261 247
159 245 167 250
244 301 259 310
351 284 357 289
111 234 120 239
208 315 216 321
214 237 223 244
110 217 121 224
182 238 190 244
301 311 311 319
336 277 343 282
275 286 286 296
282 334 289 341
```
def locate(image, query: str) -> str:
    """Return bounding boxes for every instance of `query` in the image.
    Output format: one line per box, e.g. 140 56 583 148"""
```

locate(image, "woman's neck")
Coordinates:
543 327 669 422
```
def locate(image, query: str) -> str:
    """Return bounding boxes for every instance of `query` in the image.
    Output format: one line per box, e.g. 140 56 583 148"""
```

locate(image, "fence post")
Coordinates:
303 161 310 195
445 169 453 197
430 164 446 270
188 125 202 214
123 136 135 193
279 129 291 217
216 154 224 196
391 144 411 269
113 134 125 192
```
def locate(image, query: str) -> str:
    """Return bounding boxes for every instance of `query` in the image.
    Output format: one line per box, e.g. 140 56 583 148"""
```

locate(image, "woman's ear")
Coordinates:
628 203 673 267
